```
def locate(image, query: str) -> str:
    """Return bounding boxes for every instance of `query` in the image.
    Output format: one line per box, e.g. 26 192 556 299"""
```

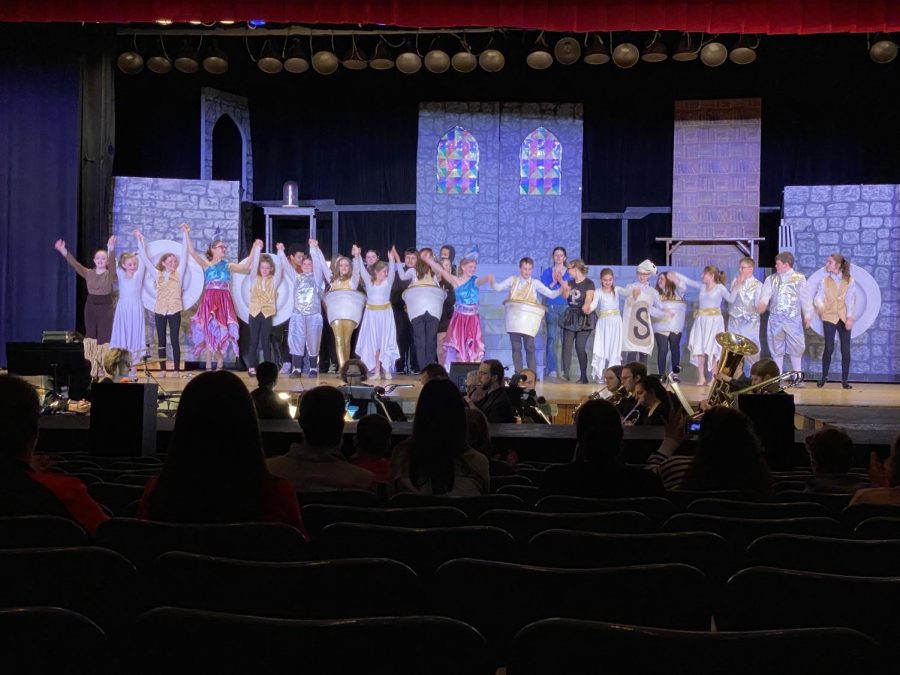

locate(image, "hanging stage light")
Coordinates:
117 50 144 75
729 34 758 64
700 39 728 67
202 39 229 74
370 40 395 70
479 45 505 72
583 34 610 65
672 32 698 61
396 41 423 74
174 40 200 73
258 40 283 74
612 41 640 68
146 38 172 74
526 33 553 70
869 33 898 63
342 36 368 70
424 37 451 73
554 37 581 65
451 39 477 72
312 35 339 75
284 38 310 73
641 31 668 62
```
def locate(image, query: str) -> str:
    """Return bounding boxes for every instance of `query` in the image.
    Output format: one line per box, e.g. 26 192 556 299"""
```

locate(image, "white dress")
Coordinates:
588 286 626 380
684 279 730 365
355 259 401 373
110 258 147 361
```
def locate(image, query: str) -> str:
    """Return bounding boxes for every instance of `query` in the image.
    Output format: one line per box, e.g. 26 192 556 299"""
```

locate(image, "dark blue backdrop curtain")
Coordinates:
0 50 81 364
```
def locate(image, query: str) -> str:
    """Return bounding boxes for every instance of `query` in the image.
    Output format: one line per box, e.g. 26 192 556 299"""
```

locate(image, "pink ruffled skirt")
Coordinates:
442 305 485 362
191 284 240 357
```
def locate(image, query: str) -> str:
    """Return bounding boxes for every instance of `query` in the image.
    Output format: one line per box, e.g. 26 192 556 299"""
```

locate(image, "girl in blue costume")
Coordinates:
426 251 494 369
185 227 261 370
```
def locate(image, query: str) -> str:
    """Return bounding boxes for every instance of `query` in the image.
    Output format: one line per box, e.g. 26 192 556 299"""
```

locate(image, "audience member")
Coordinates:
633 374 671 426
804 427 866 494
102 347 133 382
468 359 516 423
250 361 292 420
138 371 302 528
465 407 516 476
390 379 489 496
419 362 449 385
339 358 405 421
0 375 108 533
645 408 695 490
349 414 392 483
268 385 376 493
540 398 664 498
682 406 772 495
849 432 900 506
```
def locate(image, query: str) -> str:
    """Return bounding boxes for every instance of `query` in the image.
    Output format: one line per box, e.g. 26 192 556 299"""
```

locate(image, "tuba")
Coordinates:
705 332 759 409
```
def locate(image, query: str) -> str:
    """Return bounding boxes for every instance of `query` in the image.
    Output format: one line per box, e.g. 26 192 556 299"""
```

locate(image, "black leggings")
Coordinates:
247 313 274 369
822 319 851 382
561 328 591 383
155 312 181 371
655 332 682 375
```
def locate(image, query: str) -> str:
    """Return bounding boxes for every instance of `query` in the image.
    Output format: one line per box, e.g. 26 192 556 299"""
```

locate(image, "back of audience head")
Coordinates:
355 414 392 458
0 375 40 461
806 427 854 475
685 406 772 494
465 407 492 457
104 348 132 379
298 385 346 449
419 362 448 386
340 358 369 384
573 398 624 464
621 362 647 393
255 361 280 389
409 378 468 493
150 371 269 521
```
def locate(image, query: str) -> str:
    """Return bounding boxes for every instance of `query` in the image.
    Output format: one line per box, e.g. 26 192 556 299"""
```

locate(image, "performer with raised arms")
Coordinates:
426 248 493 369
757 251 813 382
242 242 284 377
277 238 327 377
109 245 148 381
675 266 730 386
322 245 362 369
353 246 401 380
397 247 445 369
588 267 626 382
135 225 189 377
727 257 763 377
814 252 857 389
493 256 563 374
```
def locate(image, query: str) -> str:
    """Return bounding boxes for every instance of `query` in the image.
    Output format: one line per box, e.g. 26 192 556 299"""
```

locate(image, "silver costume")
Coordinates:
279 250 326 359
727 276 762 370
759 269 813 371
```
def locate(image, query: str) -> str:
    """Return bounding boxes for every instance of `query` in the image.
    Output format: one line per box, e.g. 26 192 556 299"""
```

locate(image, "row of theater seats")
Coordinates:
2 510 900 671
0 606 882 675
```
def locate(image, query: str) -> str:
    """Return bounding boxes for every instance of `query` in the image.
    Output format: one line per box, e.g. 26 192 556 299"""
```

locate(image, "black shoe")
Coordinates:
842 382 853 390
816 378 826 388
577 377 589 385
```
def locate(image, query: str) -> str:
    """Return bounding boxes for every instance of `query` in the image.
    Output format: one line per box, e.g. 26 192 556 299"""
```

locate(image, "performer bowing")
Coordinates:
397 247 445 369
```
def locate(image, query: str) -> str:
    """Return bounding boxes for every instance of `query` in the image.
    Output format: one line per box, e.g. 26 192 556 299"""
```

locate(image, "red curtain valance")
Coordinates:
1 1 899 35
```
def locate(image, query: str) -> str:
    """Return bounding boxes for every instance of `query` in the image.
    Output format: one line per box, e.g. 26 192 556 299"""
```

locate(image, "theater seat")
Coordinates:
664 514 841 550
389 493 526 518
842 504 900 531
506 619 878 675
536 496 677 524
854 516 900 539
687 498 828 519
129 608 492 675
300 504 467 539
297 490 381 508
746 534 900 576
477 509 651 543
0 515 88 548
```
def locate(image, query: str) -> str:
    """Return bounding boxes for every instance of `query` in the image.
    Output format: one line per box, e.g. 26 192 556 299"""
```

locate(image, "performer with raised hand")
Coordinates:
185 229 259 371
588 268 627 382
54 234 116 378
323 245 362 369
277 239 326 377
814 252 857 389
242 242 284 377
109 245 147 381
558 259 595 384
757 251 813 383
727 257 763 377
676 266 730 386
493 256 563 374
397 247 444 369
426 247 493 369
135 225 189 377
353 246 401 379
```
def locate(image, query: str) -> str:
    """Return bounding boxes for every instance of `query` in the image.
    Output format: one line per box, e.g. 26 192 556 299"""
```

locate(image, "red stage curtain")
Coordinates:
1 1 899 34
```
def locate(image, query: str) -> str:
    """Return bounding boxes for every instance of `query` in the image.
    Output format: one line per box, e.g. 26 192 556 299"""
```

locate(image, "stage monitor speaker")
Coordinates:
5 341 91 400
42 331 83 343
449 361 481 394
89 383 158 457
736 393 796 471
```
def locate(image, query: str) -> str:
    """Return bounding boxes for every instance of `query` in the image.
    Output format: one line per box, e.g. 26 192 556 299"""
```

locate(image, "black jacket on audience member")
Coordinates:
476 388 517 423
251 388 293 420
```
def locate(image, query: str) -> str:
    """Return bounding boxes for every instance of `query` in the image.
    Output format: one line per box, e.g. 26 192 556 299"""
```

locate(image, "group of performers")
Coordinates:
57 230 858 387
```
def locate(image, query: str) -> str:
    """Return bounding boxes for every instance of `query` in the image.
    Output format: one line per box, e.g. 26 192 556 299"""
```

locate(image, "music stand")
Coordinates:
5 342 91 400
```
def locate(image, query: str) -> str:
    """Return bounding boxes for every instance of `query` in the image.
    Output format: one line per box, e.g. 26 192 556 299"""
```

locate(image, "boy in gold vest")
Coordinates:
813 252 857 389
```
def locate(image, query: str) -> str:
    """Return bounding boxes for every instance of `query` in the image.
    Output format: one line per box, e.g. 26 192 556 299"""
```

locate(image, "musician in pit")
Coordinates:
617 361 646 419
492 257 564 375
467 359 516 423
